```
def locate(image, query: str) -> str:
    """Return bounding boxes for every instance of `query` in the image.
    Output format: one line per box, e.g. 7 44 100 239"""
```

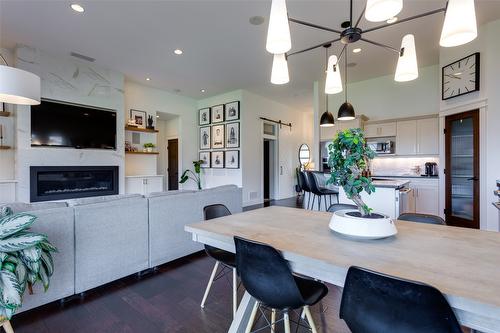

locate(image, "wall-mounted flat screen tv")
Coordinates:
31 100 117 149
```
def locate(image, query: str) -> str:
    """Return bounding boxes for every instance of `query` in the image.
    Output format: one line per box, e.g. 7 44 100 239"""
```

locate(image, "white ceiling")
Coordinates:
1 0 500 111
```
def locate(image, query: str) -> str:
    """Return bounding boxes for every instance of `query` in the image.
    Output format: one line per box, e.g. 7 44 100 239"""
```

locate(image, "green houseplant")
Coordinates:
0 207 57 320
143 143 155 153
179 160 204 190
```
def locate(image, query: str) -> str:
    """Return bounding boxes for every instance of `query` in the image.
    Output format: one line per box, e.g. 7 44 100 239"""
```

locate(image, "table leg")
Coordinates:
228 291 258 333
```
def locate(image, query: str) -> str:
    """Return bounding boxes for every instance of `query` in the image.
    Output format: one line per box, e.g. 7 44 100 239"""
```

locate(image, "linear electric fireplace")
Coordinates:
30 166 119 202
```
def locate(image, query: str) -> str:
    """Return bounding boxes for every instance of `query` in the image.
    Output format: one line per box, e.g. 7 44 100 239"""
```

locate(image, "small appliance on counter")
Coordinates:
423 162 438 177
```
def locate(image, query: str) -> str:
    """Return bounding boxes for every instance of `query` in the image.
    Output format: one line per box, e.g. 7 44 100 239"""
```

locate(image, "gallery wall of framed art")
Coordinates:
197 101 240 169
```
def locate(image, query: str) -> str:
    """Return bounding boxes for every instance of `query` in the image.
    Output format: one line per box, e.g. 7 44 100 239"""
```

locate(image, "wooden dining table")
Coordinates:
185 206 500 333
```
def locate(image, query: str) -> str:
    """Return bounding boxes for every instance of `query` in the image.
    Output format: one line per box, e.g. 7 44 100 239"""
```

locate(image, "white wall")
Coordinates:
124 80 198 190
14 45 125 202
439 19 500 231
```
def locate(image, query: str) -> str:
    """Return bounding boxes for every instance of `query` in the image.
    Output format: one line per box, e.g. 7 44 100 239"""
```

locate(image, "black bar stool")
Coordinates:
307 172 339 211
340 266 462 333
201 204 238 316
299 171 313 209
327 203 357 213
235 236 328 333
398 213 446 225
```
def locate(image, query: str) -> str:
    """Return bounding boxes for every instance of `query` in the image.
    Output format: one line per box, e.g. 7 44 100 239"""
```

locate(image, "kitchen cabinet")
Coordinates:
416 118 439 155
396 120 418 155
364 122 397 138
320 116 367 141
125 175 164 195
408 178 439 216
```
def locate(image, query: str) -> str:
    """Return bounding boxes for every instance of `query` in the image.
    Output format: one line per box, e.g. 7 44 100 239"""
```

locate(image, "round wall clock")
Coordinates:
442 52 480 100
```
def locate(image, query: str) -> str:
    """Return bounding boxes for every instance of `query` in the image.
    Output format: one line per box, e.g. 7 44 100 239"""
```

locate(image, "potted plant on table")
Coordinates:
179 160 204 190
326 128 397 239
0 207 57 329
143 143 155 153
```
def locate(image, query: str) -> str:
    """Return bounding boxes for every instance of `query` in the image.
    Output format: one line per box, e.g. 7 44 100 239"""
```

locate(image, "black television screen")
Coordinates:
31 100 117 149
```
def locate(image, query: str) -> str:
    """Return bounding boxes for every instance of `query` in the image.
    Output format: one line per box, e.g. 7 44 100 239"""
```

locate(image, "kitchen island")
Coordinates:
338 178 411 219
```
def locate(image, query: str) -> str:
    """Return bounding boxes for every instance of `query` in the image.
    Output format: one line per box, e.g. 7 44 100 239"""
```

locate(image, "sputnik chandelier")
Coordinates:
266 0 478 123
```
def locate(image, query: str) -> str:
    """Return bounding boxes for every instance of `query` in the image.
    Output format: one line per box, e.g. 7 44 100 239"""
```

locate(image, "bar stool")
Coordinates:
398 213 446 225
299 171 313 209
327 203 357 213
235 236 328 333
201 204 238 316
340 266 462 333
307 172 339 211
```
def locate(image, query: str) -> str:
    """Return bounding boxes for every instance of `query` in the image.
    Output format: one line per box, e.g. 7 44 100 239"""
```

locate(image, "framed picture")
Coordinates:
226 122 240 148
211 124 225 149
211 151 224 168
211 104 224 123
225 101 240 121
199 108 211 126
199 152 211 168
130 109 147 128
200 126 211 150
225 150 240 169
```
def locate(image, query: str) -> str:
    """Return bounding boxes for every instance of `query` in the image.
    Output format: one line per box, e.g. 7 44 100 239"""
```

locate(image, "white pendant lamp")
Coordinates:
365 0 403 22
0 65 41 105
440 0 477 47
395 34 418 82
266 0 292 54
325 55 343 94
271 53 289 84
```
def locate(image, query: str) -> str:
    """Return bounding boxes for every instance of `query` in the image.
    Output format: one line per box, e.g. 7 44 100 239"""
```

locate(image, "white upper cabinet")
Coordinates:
396 120 418 155
364 122 397 138
320 116 366 141
416 118 439 155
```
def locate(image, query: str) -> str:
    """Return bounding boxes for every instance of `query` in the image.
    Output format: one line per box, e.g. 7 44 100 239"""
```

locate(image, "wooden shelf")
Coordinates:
125 126 158 133
125 151 159 155
0 146 12 150
0 112 10 117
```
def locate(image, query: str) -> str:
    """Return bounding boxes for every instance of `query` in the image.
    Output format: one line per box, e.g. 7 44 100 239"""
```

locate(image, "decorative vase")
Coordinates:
329 209 397 240
146 147 153 153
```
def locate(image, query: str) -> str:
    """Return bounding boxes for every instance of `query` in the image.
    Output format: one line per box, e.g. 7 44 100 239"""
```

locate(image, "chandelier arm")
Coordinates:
0 53 9 66
363 7 447 34
287 38 341 58
354 6 366 28
360 38 401 55
288 18 343 34
350 0 353 27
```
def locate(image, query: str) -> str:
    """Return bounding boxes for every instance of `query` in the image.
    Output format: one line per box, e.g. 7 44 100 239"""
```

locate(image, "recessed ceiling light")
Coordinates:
174 49 183 55
156 115 160 118
70 4 85 13
146 77 151 81
386 17 398 24
353 48 362 53
249 16 265 26
200 89 206 93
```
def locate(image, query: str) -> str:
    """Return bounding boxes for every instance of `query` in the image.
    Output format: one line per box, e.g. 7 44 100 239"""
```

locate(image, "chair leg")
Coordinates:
245 301 260 333
1 321 14 333
271 309 276 332
201 261 219 308
232 268 238 316
303 306 318 333
323 196 327 211
336 193 339 204
311 195 315 211
283 311 291 333
317 196 321 211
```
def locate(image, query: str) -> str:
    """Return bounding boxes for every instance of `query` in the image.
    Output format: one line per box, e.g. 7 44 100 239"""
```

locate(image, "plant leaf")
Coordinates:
0 207 13 219
38 264 50 292
0 232 46 252
41 251 54 276
0 270 22 309
20 246 42 263
40 240 58 253
0 213 37 239
15 263 27 295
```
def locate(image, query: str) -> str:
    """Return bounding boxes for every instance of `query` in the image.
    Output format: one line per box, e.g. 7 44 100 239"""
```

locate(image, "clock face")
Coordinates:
442 53 480 100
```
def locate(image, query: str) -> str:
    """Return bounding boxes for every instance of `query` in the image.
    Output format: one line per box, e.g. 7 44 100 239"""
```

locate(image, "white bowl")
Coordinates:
329 210 397 240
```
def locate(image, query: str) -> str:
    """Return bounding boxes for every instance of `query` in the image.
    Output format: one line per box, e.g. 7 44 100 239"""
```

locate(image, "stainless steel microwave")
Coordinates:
367 140 395 155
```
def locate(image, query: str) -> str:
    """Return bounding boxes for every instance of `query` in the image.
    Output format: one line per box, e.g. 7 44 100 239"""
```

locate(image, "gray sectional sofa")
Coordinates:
0 185 242 314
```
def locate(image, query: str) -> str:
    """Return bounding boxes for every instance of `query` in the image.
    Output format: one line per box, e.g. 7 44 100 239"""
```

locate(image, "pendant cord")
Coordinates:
344 46 348 103
0 53 9 66
325 47 329 111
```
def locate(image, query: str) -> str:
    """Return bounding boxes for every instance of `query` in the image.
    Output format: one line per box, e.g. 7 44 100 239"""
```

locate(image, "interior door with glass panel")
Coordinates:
445 110 479 229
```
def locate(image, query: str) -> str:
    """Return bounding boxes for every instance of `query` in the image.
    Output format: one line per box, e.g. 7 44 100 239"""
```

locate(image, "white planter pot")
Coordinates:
145 147 153 153
329 210 397 240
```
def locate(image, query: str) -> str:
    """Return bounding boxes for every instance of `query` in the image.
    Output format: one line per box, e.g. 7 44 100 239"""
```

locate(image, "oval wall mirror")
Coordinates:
298 144 310 166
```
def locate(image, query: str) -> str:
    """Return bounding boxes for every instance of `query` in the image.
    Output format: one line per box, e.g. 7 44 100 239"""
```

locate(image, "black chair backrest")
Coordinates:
234 236 305 310
340 266 462 333
299 171 311 192
306 172 323 196
204 204 231 221
327 203 357 213
398 213 446 225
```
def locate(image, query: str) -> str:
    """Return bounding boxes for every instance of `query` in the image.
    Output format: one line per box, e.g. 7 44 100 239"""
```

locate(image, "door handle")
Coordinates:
467 177 479 181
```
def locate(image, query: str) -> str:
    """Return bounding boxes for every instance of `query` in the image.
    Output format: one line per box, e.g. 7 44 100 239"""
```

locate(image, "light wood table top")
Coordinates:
186 206 500 332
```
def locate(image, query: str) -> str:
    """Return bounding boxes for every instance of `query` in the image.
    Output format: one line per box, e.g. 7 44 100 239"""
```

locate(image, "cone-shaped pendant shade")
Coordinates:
271 54 289 85
325 55 343 95
266 0 292 54
338 102 355 121
0 65 41 105
440 0 477 47
365 0 403 22
395 34 418 82
320 110 335 127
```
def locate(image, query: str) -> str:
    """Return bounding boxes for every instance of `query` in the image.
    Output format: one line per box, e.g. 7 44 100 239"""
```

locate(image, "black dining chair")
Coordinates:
235 236 328 333
327 203 358 213
307 172 339 211
299 171 313 209
398 213 446 225
201 204 238 316
340 266 462 333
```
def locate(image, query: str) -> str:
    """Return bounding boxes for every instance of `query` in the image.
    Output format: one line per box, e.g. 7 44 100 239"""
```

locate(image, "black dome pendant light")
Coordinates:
337 45 356 121
320 44 335 128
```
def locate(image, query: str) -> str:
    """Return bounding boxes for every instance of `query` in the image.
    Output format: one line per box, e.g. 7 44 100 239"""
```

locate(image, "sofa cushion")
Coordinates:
0 201 68 213
146 190 197 198
66 194 143 206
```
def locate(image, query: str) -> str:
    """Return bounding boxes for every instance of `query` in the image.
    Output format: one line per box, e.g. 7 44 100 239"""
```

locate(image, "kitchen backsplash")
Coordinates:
371 157 439 176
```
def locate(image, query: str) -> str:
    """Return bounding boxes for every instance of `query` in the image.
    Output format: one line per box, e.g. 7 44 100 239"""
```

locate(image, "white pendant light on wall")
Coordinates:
365 0 403 22
440 0 477 47
325 55 343 95
395 34 418 82
266 0 292 54
0 64 41 105
271 53 289 84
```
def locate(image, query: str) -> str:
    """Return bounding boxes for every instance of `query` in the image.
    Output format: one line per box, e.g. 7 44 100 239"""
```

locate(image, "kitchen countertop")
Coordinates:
371 179 410 189
373 175 439 179
493 202 500 210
